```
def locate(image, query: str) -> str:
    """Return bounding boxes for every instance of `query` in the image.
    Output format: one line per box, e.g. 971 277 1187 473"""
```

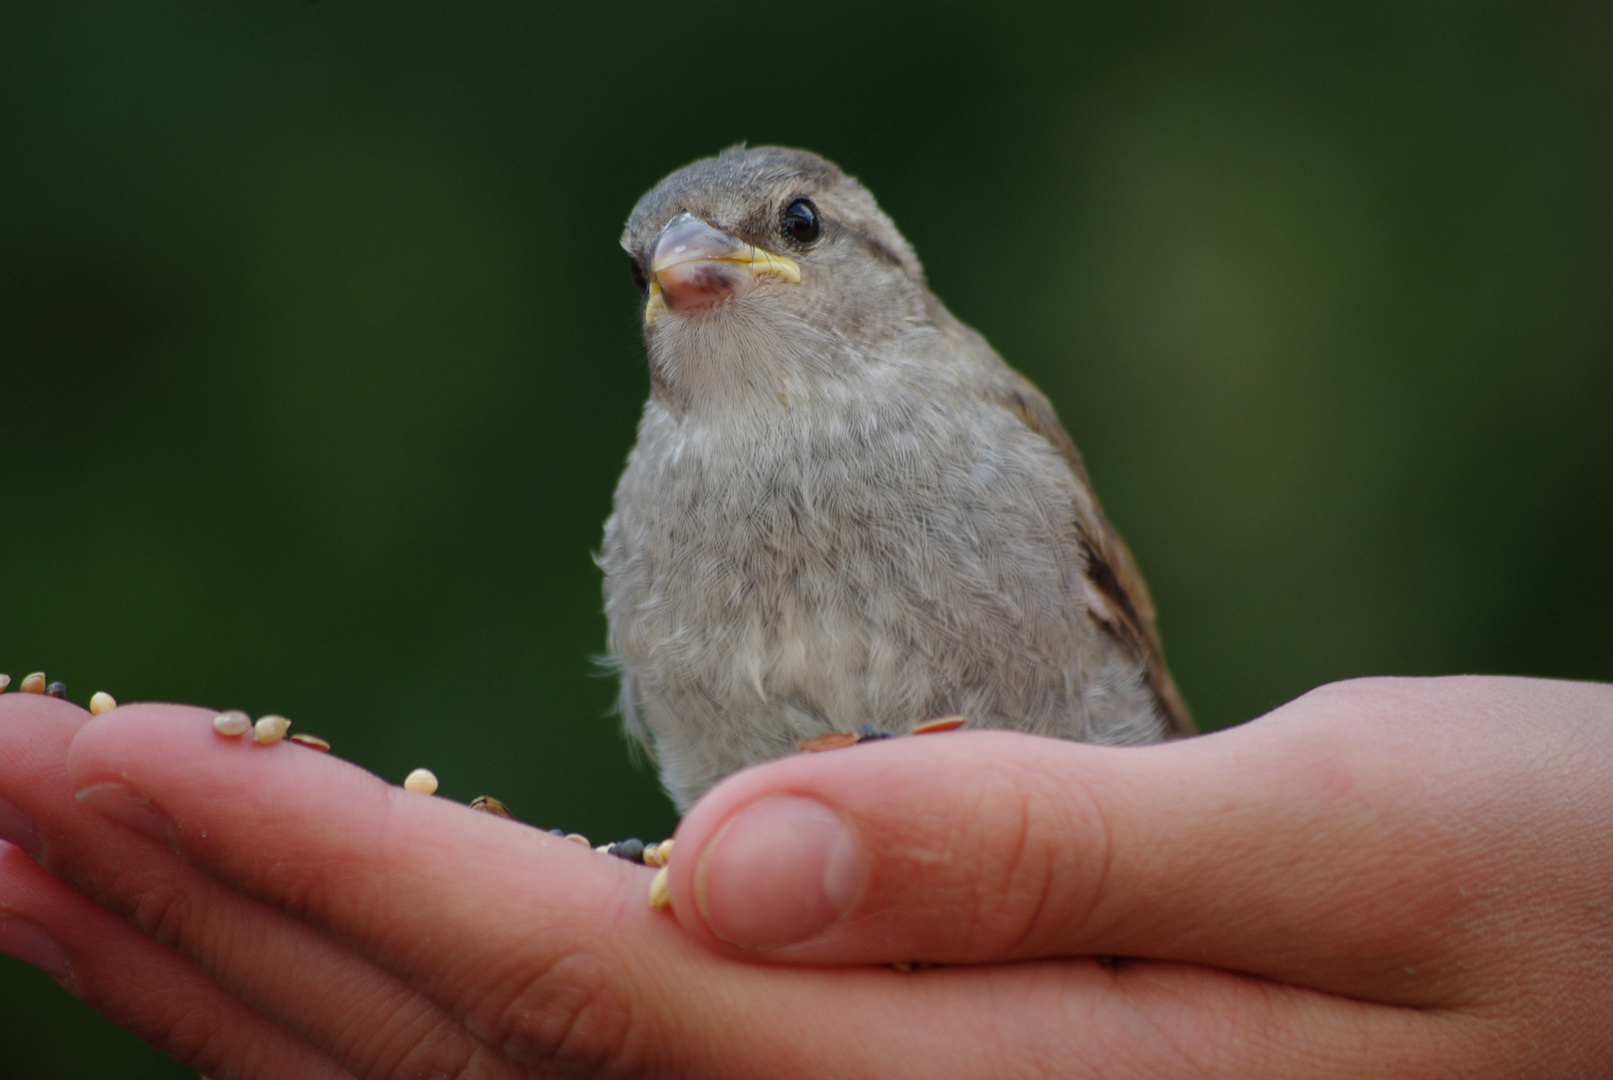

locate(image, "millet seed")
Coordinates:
403 768 439 795
213 710 252 737
647 865 672 910
253 714 292 744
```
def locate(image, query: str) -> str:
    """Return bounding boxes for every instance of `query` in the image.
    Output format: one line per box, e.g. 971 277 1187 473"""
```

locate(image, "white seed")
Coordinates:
642 843 665 868
594 843 612 853
20 672 47 694
213 710 252 737
0 674 10 692
647 865 672 910
253 714 292 744
403 767 439 795
656 838 674 862
88 691 117 715
564 832 590 847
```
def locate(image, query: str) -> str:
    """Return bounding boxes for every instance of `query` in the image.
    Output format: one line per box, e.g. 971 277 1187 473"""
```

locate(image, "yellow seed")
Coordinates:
564 832 590 847
88 691 117 715
213 710 252 737
0 674 10 692
647 865 672 910
253 714 292 744
288 733 330 751
20 672 47 694
656 838 674 862
642 843 665 868
403 767 438 795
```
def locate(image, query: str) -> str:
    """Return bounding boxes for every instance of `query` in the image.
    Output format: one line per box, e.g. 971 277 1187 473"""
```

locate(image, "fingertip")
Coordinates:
65 702 294 786
687 794 867 950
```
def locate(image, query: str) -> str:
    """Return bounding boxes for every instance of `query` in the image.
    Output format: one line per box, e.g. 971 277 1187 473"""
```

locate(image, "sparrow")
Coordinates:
600 146 1190 811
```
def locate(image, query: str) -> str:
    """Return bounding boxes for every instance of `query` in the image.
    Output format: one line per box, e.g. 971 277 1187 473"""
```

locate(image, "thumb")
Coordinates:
665 677 1572 1006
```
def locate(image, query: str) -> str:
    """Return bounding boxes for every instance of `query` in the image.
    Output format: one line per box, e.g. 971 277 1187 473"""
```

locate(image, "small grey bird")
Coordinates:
601 146 1190 811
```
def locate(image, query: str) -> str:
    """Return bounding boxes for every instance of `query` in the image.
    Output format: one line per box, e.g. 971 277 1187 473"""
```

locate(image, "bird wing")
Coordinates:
988 362 1194 737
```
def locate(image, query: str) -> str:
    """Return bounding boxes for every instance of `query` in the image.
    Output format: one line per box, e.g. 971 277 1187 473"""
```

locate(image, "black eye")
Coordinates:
628 257 648 295
780 197 821 244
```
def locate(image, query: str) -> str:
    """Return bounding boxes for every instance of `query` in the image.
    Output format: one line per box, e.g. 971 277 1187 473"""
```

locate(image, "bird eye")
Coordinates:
629 257 648 296
780 197 821 245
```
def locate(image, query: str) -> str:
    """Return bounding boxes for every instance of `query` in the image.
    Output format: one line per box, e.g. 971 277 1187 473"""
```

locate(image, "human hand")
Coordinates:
1 676 1609 1078
663 675 1613 1076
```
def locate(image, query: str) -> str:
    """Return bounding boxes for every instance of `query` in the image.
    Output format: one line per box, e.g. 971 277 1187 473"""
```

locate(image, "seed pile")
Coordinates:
798 715 968 752
210 709 334 752
5 674 968 920
1 672 121 715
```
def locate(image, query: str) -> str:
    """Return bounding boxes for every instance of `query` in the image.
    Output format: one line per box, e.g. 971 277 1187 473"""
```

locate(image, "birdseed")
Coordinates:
253 714 292 744
89 691 117 715
797 731 860 752
45 681 67 699
213 710 252 737
564 832 590 847
647 865 672 910
288 733 330 751
0 674 10 692
20 672 47 694
469 795 513 818
911 716 969 735
403 767 439 795
608 838 646 863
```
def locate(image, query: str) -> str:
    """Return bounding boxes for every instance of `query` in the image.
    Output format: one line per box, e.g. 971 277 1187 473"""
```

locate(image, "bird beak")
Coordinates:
643 213 801 326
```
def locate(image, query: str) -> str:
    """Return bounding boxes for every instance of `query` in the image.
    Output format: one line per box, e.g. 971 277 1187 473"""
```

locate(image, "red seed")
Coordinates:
797 731 861 752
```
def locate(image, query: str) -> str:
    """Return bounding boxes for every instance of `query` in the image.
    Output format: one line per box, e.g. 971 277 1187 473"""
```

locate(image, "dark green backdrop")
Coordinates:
2 3 1609 1074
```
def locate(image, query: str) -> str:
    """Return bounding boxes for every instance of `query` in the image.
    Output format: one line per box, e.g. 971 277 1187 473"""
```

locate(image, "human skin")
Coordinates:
0 676 1609 1078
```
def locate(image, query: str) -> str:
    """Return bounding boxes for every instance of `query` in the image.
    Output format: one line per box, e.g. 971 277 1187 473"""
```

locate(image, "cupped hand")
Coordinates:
1 676 1609 1079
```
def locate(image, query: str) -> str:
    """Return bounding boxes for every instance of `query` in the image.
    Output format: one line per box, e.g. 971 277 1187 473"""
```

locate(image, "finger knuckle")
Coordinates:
471 942 645 1078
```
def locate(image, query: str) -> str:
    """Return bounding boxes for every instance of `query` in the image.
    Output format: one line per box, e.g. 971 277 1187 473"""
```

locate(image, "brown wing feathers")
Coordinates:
994 376 1194 737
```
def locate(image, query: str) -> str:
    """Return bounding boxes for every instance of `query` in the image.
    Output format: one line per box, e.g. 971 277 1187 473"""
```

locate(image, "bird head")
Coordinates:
620 146 936 409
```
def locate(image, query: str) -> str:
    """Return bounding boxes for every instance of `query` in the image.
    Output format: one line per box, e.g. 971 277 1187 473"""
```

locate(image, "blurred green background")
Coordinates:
2 2 1609 1073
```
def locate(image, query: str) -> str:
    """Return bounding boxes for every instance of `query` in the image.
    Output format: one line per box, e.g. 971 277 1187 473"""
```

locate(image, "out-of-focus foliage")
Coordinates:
1 3 1609 1073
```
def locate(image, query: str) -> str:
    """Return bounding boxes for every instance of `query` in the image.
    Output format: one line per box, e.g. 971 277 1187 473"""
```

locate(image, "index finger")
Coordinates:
58 701 1477 1079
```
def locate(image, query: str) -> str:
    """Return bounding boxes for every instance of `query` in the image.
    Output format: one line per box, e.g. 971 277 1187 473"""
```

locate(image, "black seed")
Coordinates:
45 682 67 699
609 838 646 864
548 828 567 837
856 723 896 742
